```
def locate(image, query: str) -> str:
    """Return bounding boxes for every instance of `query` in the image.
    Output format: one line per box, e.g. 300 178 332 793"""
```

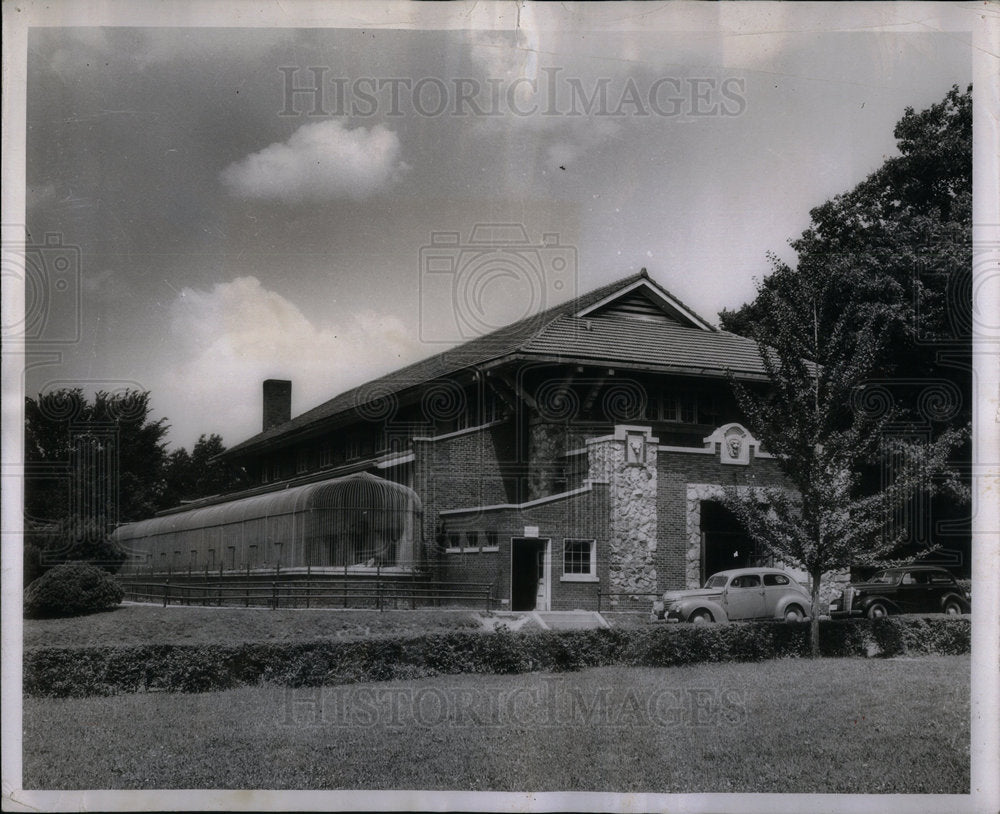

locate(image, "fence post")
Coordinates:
377 580 383 612
271 581 278 610
163 580 170 608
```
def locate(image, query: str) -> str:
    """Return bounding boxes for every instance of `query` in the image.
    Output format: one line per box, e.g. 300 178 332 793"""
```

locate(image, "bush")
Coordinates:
23 616 970 698
24 561 124 619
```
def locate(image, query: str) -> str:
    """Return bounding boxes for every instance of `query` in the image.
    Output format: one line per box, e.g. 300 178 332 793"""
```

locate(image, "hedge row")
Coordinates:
23 617 970 698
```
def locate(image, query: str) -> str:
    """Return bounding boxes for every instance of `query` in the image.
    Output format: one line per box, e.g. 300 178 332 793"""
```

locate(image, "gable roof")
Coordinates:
224 271 768 458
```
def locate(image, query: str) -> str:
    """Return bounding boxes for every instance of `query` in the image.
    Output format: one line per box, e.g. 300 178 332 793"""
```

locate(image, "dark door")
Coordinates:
511 538 545 611
701 501 754 583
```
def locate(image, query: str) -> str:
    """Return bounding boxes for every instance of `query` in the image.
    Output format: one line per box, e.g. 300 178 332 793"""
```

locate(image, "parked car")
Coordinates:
652 567 812 623
828 565 970 618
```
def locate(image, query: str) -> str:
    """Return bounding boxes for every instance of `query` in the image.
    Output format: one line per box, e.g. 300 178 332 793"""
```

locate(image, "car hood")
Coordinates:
663 588 724 602
843 581 893 591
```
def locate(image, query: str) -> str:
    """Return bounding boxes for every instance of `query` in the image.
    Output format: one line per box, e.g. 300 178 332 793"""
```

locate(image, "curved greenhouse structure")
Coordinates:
115 472 423 574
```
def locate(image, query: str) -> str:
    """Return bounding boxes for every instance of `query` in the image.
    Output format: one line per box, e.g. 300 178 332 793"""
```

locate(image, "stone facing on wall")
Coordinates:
588 427 659 597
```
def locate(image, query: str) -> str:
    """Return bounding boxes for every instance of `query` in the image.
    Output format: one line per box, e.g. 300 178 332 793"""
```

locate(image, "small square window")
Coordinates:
484 531 499 551
465 531 479 551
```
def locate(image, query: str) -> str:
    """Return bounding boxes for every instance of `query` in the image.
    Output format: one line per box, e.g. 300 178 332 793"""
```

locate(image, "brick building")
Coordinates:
117 271 792 610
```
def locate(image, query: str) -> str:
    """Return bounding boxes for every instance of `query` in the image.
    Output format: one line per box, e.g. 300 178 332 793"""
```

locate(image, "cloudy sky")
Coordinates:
21 5 974 450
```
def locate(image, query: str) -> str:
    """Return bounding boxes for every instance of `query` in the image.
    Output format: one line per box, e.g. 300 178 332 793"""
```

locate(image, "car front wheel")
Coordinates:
943 599 963 616
867 602 889 620
689 609 714 624
784 605 805 622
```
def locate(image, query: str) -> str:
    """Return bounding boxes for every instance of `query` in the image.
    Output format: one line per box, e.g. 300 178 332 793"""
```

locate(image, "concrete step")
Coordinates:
531 610 610 631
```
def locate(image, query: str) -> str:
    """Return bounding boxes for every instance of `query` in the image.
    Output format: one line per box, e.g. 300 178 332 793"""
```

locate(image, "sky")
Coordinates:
20 6 975 451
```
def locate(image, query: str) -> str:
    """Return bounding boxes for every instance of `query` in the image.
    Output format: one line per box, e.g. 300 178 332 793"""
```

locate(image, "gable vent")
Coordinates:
592 290 680 323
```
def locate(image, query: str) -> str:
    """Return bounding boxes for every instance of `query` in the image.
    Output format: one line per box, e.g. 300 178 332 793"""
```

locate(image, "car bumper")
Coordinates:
828 609 862 618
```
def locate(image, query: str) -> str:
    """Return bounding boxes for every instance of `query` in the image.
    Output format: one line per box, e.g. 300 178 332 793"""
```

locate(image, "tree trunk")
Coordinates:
810 567 823 658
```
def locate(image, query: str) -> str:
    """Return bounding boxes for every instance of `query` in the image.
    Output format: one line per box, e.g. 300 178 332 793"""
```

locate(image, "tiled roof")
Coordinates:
224 272 767 457
522 314 768 375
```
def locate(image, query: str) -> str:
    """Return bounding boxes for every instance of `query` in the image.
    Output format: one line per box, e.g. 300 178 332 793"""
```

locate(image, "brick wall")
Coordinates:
413 420 518 555
439 482 610 610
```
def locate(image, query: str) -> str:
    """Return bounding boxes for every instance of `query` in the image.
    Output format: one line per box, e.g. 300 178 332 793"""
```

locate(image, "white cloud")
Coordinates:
220 121 408 203
159 276 423 449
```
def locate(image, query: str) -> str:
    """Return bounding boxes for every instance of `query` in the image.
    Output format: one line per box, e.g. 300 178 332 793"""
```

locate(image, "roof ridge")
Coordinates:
224 270 651 455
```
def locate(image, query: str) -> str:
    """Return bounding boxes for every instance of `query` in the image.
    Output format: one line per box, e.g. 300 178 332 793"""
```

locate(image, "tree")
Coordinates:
161 433 247 508
24 388 169 580
717 86 972 656
722 272 967 656
720 84 971 412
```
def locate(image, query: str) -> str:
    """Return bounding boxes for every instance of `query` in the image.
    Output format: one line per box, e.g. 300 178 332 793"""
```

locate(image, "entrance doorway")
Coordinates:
700 501 756 584
511 538 549 611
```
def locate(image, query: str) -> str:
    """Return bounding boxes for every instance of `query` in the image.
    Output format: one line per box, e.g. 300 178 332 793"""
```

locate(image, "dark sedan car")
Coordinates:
828 565 970 618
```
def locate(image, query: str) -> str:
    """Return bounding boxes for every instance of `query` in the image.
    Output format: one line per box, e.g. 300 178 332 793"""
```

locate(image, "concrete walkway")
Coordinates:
531 610 610 631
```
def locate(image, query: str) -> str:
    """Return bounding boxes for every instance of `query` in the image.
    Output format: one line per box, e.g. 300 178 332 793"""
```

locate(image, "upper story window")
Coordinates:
345 434 361 461
646 389 721 425
296 447 310 474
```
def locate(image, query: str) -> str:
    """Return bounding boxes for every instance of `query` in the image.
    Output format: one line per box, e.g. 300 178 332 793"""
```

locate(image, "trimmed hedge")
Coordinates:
23 617 970 698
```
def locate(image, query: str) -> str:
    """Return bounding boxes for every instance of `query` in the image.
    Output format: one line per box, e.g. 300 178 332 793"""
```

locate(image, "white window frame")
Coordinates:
561 538 598 582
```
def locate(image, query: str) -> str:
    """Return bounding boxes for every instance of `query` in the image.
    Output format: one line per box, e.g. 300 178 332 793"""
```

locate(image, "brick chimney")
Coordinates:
262 379 292 431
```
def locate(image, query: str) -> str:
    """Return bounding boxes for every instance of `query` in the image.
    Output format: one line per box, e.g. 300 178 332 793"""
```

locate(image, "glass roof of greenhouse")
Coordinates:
114 471 421 541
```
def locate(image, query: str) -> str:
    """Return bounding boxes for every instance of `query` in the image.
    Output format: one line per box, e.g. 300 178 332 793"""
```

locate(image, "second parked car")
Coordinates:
653 567 812 623
828 565 970 618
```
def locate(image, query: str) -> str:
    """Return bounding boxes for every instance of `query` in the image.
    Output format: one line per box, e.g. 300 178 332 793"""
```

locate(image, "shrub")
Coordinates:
24 561 124 619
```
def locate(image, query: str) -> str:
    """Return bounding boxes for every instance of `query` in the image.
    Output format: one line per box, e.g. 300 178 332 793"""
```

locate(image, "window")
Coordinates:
562 539 597 581
345 435 361 461
763 573 789 586
483 391 500 423
902 571 930 585
730 574 761 588
465 531 479 552
678 393 697 423
446 533 461 552
929 572 956 585
484 531 499 551
296 448 309 474
319 442 333 468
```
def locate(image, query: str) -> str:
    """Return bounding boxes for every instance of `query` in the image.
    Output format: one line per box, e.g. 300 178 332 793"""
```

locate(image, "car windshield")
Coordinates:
704 575 728 588
868 571 901 585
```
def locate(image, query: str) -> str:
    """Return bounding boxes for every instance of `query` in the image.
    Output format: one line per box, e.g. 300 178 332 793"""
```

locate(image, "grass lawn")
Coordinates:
23 604 488 648
22 655 969 793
